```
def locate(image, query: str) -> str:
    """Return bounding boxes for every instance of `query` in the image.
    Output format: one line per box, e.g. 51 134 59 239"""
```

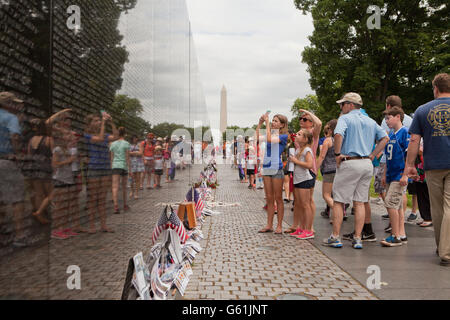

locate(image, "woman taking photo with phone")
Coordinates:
82 111 118 233
256 112 289 234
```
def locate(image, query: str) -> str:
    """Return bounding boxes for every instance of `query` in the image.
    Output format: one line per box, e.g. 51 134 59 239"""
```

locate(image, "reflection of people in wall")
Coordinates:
83 112 119 233
25 118 53 225
0 92 26 247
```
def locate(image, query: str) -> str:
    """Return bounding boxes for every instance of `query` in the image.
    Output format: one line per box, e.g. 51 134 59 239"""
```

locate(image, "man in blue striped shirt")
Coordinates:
323 92 389 249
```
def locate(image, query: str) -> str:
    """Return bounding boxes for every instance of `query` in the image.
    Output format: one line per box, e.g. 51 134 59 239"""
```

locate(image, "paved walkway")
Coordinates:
182 166 376 300
0 164 446 300
308 181 450 300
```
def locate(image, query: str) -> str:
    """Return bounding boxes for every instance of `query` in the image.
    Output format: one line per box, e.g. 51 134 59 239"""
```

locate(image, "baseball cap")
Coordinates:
336 92 363 106
0 92 23 106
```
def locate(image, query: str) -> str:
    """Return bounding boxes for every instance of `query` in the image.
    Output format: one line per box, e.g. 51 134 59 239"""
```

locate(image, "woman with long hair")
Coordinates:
110 127 130 214
295 109 322 233
316 119 338 221
256 112 289 234
83 112 118 233
24 118 54 225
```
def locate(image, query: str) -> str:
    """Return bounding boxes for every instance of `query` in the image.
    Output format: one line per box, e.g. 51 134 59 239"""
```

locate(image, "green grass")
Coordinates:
316 170 323 181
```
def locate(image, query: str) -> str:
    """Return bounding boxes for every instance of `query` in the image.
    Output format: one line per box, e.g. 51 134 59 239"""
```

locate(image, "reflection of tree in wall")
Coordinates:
110 94 151 136
52 0 137 131
295 0 450 122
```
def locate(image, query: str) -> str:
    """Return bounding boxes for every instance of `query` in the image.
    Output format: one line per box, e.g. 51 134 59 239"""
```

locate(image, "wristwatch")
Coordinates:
334 152 341 157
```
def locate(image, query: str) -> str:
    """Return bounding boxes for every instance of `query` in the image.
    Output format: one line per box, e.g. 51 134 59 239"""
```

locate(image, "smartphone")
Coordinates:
100 109 110 120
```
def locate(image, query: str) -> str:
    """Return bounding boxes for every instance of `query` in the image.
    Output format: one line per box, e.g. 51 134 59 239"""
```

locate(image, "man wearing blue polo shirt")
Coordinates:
0 91 26 247
323 92 389 249
404 73 450 266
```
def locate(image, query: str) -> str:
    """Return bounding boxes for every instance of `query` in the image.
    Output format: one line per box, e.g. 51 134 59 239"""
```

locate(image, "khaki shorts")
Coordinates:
332 159 373 203
385 181 407 209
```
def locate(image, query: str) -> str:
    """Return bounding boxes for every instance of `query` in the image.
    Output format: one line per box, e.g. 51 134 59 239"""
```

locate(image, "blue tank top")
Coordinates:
84 133 111 171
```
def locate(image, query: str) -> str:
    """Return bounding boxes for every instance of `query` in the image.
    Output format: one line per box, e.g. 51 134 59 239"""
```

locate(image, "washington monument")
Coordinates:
220 85 227 133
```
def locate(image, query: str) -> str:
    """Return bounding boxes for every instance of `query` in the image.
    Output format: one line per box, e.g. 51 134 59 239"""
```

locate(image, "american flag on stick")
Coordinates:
152 206 188 244
185 188 205 214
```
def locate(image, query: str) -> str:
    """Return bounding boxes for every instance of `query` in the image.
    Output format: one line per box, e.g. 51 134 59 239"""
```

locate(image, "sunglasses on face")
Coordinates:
300 117 311 122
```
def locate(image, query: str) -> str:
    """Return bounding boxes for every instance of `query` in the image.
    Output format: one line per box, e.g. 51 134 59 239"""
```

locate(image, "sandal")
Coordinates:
123 205 130 212
258 228 273 233
113 206 120 214
419 221 432 227
274 230 283 235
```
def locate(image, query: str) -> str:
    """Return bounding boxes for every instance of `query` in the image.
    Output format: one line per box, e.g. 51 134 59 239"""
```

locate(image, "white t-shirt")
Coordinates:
154 157 164 170
70 147 80 172
53 147 74 185
293 147 313 184
247 157 256 170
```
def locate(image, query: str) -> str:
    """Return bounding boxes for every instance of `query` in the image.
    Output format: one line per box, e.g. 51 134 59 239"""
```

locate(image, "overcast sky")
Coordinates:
186 0 315 129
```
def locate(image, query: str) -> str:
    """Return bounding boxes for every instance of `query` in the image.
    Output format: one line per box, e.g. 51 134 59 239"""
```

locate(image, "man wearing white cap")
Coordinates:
323 92 389 249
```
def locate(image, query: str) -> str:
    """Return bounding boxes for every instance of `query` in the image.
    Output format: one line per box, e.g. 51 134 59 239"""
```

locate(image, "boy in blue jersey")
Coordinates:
381 107 410 247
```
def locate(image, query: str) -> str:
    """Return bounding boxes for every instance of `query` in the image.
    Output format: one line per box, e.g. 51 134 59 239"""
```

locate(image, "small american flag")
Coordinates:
185 188 205 214
152 206 188 244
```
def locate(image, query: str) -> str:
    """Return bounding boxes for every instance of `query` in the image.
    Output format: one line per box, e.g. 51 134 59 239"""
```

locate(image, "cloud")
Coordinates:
186 0 315 129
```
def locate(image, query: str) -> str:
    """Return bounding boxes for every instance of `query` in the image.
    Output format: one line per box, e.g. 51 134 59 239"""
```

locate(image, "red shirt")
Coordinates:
141 140 155 157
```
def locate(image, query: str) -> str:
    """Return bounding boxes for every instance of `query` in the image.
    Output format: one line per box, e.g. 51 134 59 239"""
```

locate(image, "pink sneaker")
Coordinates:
296 230 315 240
51 230 69 239
290 228 303 237
63 228 80 236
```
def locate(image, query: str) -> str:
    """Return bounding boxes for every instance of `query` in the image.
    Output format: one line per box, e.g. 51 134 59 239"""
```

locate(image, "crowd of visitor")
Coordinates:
233 73 449 266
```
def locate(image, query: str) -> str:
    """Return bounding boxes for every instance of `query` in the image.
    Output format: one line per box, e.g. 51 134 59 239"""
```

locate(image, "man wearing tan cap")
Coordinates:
0 92 27 247
323 92 388 249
